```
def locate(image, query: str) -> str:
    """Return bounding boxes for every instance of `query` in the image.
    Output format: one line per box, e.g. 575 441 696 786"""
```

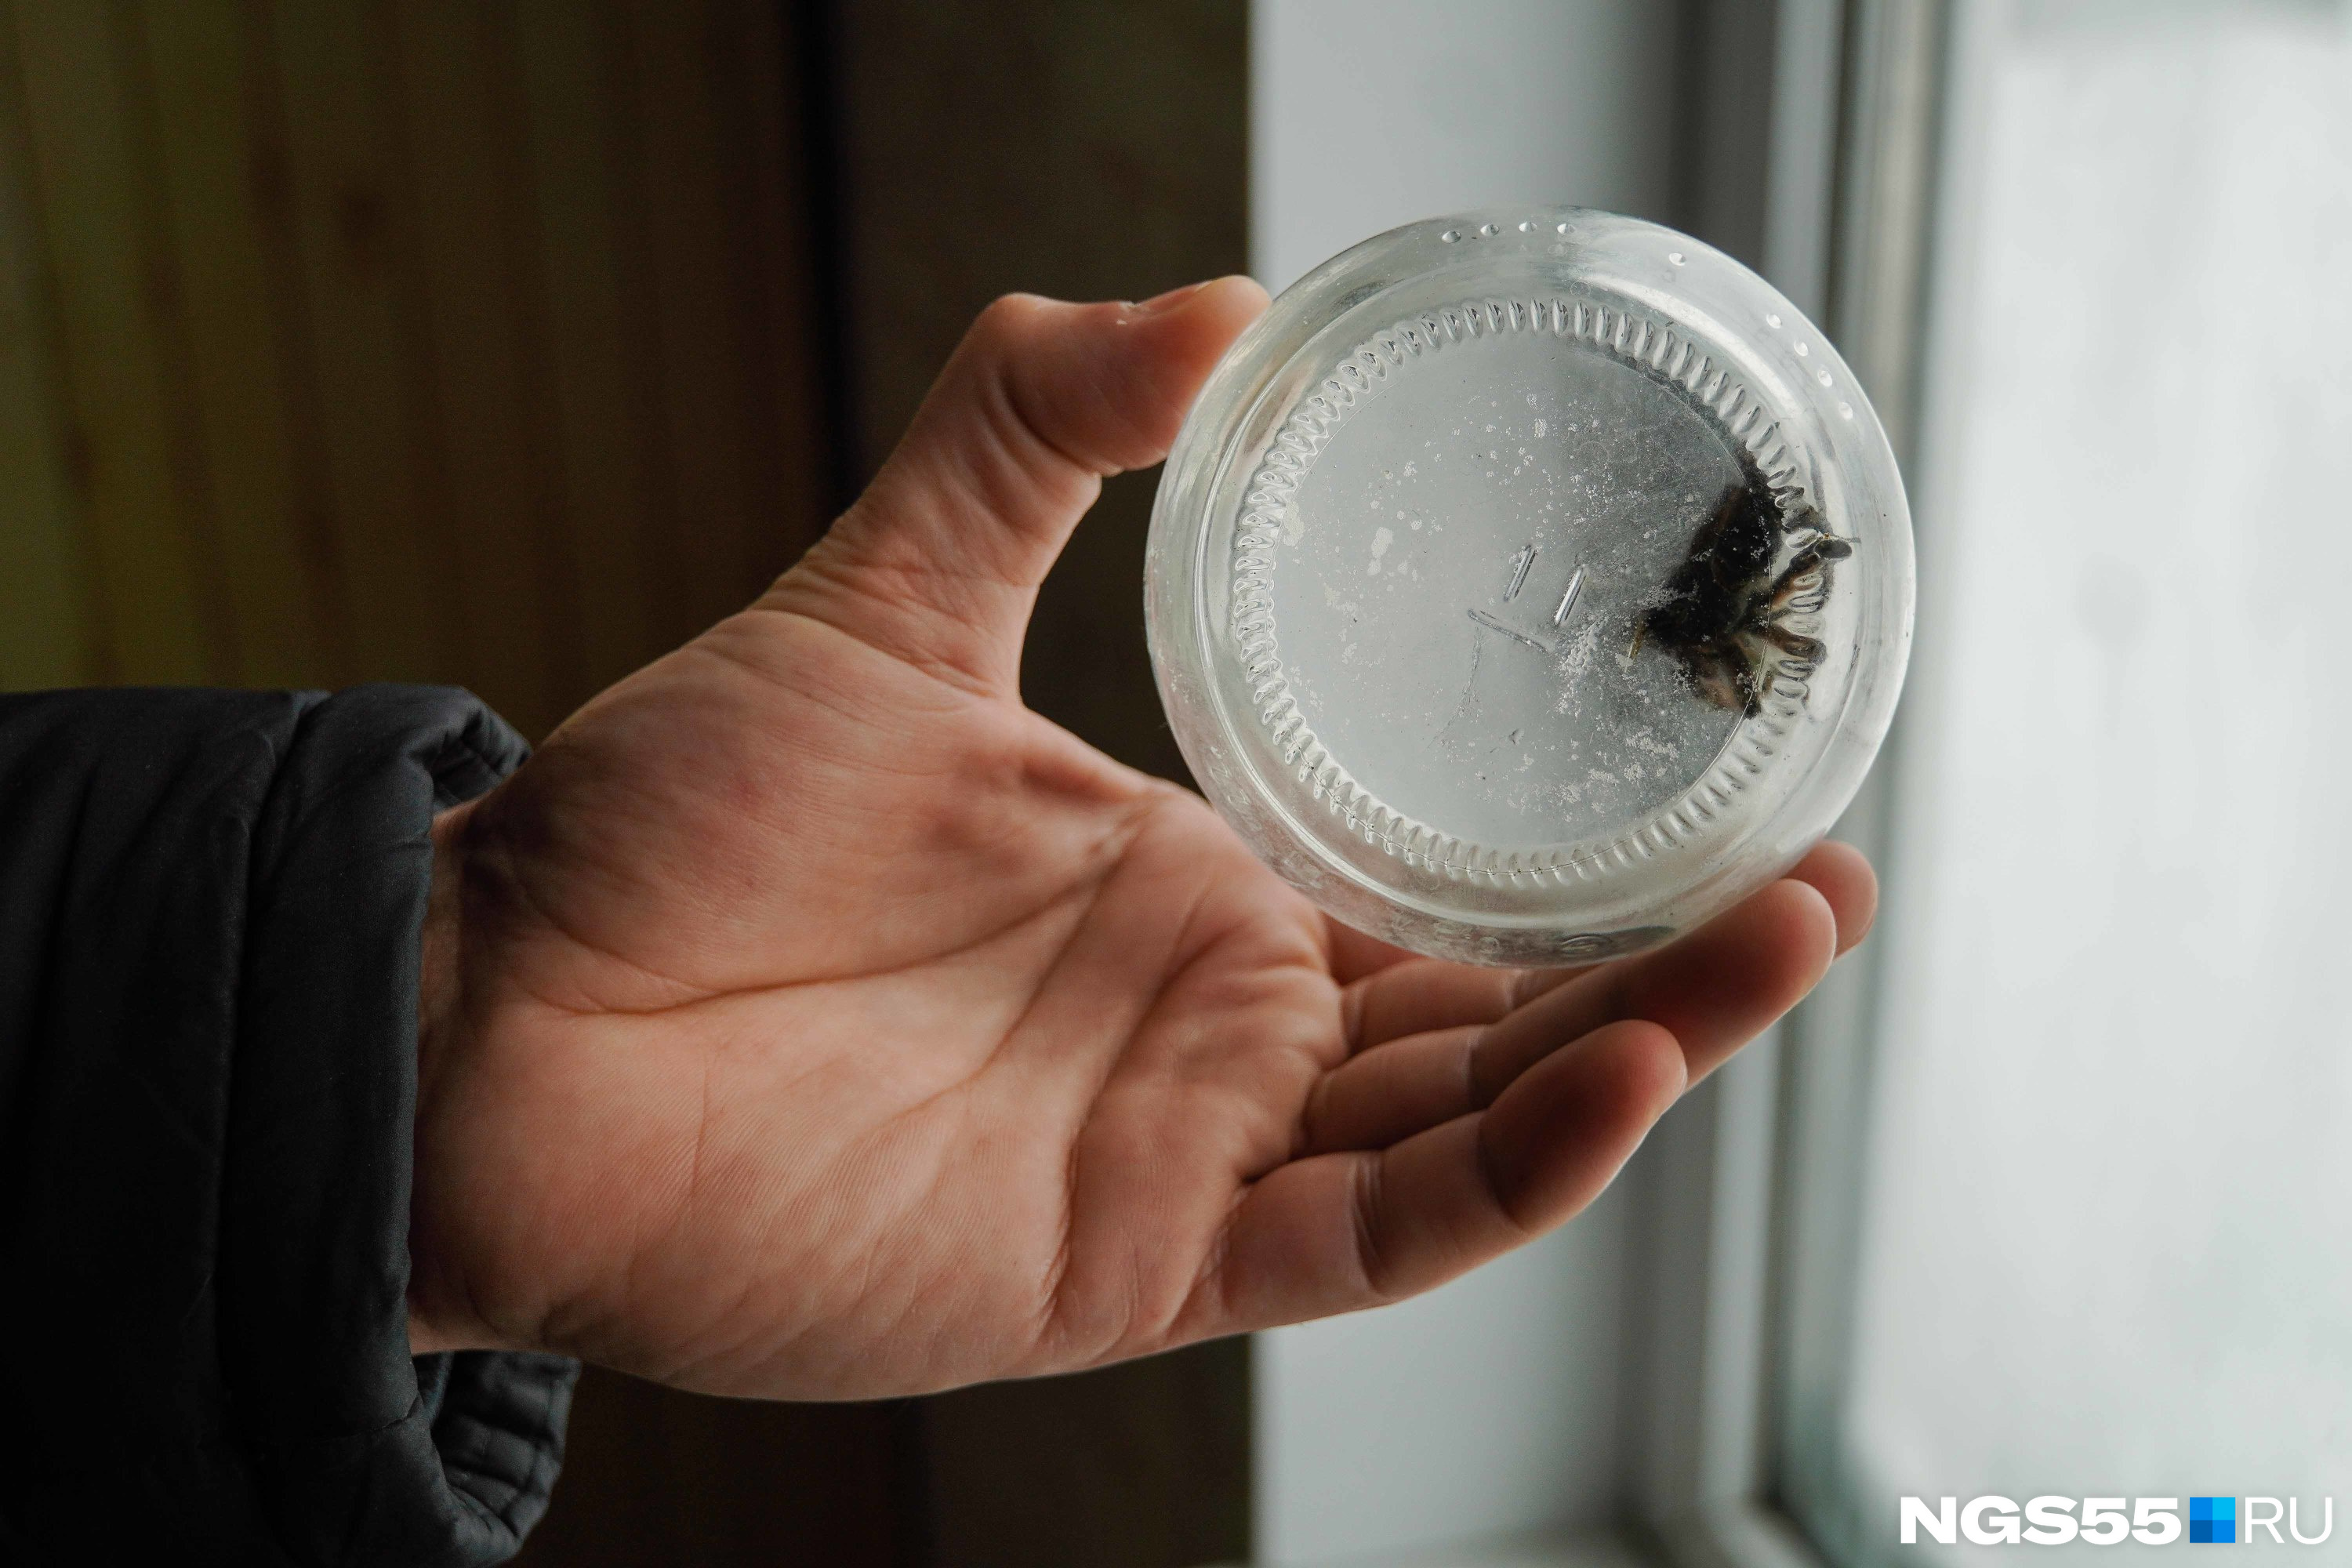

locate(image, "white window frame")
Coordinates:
1243 5 1950 1564
1635 6 1950 1568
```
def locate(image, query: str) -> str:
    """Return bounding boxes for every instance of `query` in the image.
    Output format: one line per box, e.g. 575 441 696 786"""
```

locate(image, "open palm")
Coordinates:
406 280 1873 1400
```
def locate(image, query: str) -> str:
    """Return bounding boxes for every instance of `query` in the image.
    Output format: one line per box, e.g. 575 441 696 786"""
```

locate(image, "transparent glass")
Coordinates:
1147 209 1915 964
1789 5 2352 1562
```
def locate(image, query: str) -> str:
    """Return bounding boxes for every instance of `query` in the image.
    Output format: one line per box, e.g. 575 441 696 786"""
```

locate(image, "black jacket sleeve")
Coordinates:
0 685 577 1566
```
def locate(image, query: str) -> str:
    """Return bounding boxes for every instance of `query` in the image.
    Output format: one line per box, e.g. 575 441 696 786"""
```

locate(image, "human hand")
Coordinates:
407 278 1875 1399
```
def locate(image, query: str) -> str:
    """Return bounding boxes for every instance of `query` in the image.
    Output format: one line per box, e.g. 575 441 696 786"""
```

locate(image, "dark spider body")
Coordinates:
1637 456 1853 716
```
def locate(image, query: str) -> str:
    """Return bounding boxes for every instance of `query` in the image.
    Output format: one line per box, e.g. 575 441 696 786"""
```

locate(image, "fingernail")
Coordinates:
1131 279 1211 316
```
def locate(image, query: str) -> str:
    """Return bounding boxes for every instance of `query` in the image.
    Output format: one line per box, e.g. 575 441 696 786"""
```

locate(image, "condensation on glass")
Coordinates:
1147 209 1915 964
1793 5 2352 1556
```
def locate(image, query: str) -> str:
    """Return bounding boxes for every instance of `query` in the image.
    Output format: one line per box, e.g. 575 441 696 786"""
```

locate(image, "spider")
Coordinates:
1634 455 1853 716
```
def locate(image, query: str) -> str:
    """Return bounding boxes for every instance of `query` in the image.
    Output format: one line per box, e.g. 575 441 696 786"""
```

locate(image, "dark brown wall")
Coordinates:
833 0 1247 786
532 5 1254 1561
0 0 833 740
0 0 1249 1561
514 1377 912 1567
827 5 1254 1565
524 1 1254 1562
530 3 1255 1560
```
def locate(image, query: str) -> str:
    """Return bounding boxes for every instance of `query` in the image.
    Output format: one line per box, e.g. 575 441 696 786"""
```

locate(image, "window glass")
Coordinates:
1812 0 2352 1557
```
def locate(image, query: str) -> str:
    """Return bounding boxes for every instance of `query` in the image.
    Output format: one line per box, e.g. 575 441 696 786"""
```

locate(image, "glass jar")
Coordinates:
1146 209 1914 965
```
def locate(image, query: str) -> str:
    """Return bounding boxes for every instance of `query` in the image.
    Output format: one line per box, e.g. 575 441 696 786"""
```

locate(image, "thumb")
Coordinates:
776 277 1269 691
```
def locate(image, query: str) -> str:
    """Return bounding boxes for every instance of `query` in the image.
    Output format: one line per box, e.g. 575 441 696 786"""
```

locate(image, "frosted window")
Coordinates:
1825 1 2352 1557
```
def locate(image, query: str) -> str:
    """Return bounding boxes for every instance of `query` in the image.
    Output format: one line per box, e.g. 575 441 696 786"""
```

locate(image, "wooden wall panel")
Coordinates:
690 0 830 627
377 0 568 729
614 0 750 640
831 3 1253 1565
0 15 95 688
512 1372 913 1568
920 1347 1253 1568
134 0 335 688
6 0 227 684
0 0 833 733
0 0 897 1559
0 1 1250 1562
506 0 668 699
835 0 1250 786
258 0 456 683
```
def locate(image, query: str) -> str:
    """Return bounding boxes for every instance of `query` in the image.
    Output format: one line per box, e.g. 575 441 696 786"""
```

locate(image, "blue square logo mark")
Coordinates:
2190 1496 2237 1544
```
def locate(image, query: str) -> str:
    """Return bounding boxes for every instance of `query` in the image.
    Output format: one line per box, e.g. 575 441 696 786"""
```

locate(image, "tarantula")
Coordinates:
1635 456 1853 716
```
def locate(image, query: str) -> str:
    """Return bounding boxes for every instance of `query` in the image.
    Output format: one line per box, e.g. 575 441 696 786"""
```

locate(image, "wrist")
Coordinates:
418 803 473 1112
409 800 489 1356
